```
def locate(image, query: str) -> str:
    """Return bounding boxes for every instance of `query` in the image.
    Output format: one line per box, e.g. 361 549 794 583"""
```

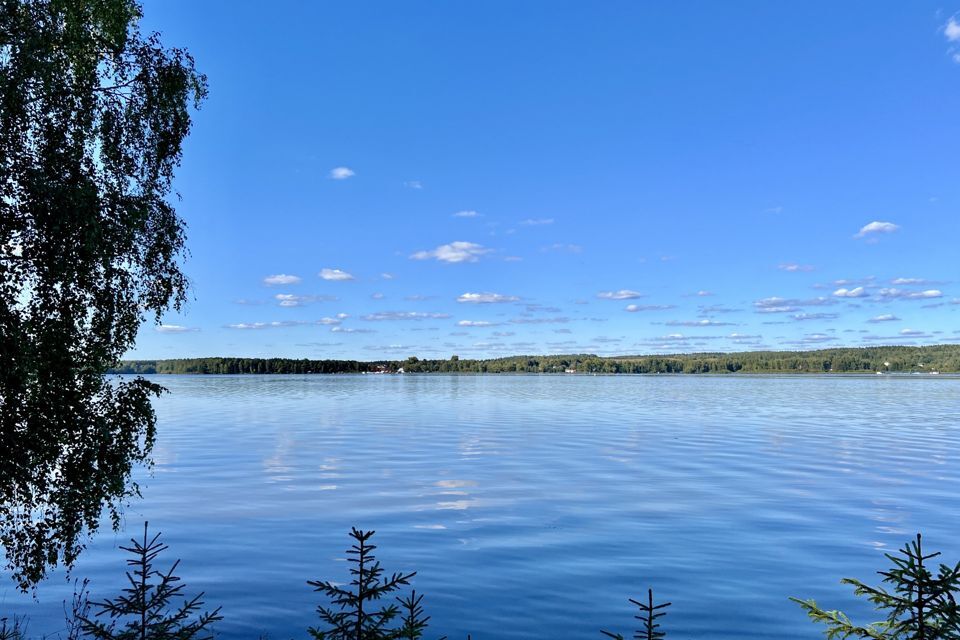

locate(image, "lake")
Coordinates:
3 374 960 639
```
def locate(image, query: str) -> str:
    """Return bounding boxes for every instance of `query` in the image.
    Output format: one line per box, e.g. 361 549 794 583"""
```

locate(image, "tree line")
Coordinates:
110 345 960 376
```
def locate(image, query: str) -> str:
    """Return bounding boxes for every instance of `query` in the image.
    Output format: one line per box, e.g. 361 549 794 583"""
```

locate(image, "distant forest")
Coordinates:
110 344 960 375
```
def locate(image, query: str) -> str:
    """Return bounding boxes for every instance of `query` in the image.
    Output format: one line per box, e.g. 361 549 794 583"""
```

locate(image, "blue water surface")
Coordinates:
3 374 959 639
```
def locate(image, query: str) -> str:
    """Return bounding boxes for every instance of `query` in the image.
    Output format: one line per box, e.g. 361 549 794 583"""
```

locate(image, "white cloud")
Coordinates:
629 333 731 351
404 180 423 189
452 210 480 218
695 290 713 297
457 292 519 304
319 268 355 281
226 321 307 330
792 312 839 321
336 313 349 319
946 17 960 41
833 286 867 298
597 289 643 300
698 304 740 315
317 317 343 326
754 297 798 313
457 320 498 327
664 319 735 327
854 221 899 239
753 296 834 313
784 333 836 346
878 288 942 300
625 304 675 312
371 292 385 300
524 304 562 313
861 332 925 342
411 241 492 263
891 277 934 285
381 273 395 280
520 218 554 226
273 293 335 307
868 314 900 323
275 293 303 307
331 326 375 334
156 324 198 333
362 311 451 321
329 166 355 180
900 328 927 336
510 316 570 324
273 293 337 307
542 243 583 253
263 274 301 286
778 263 814 272
833 277 875 287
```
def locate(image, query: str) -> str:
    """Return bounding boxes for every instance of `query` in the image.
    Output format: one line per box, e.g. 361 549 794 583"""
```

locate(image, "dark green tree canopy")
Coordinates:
0 0 205 590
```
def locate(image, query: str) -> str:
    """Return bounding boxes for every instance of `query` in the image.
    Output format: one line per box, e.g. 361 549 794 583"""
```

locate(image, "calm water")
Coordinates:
3 374 960 639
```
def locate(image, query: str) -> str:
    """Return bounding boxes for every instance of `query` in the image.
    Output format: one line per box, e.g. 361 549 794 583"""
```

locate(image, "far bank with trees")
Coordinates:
111 344 960 376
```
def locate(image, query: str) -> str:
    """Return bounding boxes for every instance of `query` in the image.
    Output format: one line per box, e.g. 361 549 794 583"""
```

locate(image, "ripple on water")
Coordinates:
3 374 959 640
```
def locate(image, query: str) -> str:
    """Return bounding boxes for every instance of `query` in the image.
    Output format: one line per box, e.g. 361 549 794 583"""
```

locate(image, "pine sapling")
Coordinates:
308 527 416 640
0 616 25 640
78 521 222 640
792 533 960 640
602 588 672 640
396 591 431 640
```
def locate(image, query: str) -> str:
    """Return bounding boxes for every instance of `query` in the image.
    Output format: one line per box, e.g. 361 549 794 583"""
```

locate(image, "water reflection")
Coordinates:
0 376 160 591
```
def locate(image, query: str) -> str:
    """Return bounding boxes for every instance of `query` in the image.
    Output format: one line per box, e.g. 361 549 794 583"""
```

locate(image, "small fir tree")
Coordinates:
0 616 24 640
78 522 222 640
602 588 672 640
793 533 960 640
396 591 431 640
308 528 416 640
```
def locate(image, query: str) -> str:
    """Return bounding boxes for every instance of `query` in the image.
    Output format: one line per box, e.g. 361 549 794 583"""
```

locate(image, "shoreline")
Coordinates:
109 345 960 375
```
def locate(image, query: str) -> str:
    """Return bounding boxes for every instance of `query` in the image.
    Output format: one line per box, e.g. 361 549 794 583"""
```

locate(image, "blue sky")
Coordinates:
132 1 960 360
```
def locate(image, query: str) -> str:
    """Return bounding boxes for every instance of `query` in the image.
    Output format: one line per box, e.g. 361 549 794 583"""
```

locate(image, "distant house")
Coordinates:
564 368 576 374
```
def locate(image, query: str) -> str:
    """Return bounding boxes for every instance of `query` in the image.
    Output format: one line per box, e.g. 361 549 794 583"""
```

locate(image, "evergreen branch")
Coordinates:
790 598 890 640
